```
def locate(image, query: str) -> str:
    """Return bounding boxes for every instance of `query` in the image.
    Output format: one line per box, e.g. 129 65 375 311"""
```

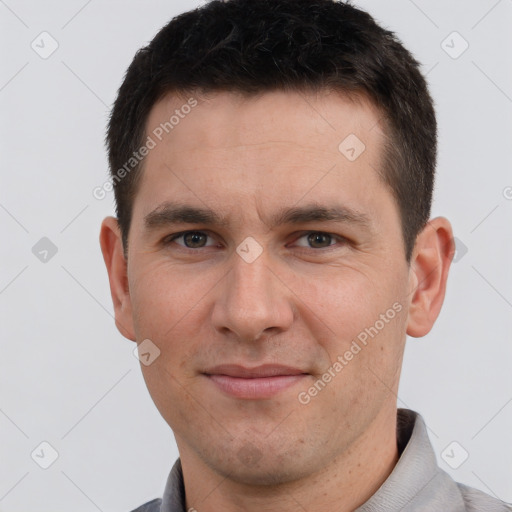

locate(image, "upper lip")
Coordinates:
204 364 307 378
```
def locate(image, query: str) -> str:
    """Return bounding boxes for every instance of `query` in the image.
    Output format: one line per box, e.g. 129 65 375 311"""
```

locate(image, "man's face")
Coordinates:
122 90 415 484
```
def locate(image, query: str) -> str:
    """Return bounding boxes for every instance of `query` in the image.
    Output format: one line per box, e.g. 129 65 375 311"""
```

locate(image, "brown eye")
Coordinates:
166 231 215 249
293 231 342 250
182 232 208 248
307 232 333 248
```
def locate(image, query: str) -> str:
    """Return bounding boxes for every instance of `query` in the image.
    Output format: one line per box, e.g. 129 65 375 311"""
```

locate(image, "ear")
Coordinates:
99 216 136 341
406 217 455 338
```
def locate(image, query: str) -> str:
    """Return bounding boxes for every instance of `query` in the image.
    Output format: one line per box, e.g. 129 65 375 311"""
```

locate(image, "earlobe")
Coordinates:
406 217 455 338
99 216 136 341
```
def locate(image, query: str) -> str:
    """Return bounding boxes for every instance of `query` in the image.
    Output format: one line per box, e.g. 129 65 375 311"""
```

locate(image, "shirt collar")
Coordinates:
161 457 186 512
355 408 464 511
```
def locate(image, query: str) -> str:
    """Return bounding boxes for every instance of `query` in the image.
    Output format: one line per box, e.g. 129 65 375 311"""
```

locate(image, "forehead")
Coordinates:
133 89 394 229
146 89 384 153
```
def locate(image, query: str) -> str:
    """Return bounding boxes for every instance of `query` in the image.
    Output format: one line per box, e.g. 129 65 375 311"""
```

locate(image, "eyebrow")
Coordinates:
143 201 373 232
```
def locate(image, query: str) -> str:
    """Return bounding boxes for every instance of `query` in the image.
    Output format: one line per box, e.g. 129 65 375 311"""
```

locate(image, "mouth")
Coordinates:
203 364 309 400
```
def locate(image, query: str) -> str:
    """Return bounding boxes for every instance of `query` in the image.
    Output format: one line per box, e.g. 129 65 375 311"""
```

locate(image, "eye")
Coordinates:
164 230 217 249
292 231 347 250
162 230 348 253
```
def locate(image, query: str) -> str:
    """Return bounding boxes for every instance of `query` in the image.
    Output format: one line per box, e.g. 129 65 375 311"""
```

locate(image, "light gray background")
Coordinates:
1 0 511 510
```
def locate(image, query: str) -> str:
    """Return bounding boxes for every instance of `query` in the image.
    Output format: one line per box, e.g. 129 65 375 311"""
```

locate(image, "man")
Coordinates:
99 0 511 510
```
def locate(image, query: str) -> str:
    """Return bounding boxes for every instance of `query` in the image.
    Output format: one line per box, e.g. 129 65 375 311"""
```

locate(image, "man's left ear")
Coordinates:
406 217 455 338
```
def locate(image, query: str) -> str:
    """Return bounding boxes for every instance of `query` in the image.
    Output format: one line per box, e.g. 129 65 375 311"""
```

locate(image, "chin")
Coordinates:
223 463 306 487
201 445 314 487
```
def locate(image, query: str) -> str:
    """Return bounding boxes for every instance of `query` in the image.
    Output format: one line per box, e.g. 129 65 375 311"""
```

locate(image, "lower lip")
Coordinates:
205 374 308 399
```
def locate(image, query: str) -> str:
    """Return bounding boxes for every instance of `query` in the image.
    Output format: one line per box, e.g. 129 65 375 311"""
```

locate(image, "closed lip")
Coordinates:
203 364 308 378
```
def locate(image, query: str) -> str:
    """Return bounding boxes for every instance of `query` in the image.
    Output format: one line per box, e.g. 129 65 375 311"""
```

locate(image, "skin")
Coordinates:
100 89 454 511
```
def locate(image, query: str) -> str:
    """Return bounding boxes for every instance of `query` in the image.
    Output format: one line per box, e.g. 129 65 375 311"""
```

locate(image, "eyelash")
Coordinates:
163 230 348 253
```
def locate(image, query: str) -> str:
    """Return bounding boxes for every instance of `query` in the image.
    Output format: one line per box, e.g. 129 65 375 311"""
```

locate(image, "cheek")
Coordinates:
139 362 196 433
298 267 407 372
295 268 388 337
129 260 215 339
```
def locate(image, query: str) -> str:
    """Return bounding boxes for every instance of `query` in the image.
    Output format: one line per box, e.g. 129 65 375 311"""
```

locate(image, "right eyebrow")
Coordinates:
143 202 230 231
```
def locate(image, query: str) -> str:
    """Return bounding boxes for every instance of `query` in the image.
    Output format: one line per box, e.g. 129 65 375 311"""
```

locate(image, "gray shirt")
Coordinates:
131 409 511 511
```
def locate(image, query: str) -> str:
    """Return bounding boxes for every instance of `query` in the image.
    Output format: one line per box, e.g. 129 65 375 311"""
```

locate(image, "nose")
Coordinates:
211 248 295 343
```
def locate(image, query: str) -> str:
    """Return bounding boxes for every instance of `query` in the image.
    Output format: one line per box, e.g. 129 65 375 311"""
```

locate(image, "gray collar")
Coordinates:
355 409 465 511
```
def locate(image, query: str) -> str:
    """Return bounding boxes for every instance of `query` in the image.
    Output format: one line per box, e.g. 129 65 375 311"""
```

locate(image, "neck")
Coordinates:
178 406 399 512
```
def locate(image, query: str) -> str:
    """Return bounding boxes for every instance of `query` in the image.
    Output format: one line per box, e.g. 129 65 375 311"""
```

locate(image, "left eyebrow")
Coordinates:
269 204 372 230
143 201 373 232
